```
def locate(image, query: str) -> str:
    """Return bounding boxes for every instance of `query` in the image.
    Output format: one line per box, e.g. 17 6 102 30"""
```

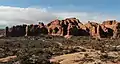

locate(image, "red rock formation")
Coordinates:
102 20 120 38
6 22 48 37
6 25 27 37
84 21 99 37
47 20 63 36
47 18 90 37
25 22 48 36
5 18 120 39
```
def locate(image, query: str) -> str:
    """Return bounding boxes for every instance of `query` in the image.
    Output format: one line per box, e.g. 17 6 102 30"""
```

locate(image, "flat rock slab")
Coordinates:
50 51 120 64
0 55 17 63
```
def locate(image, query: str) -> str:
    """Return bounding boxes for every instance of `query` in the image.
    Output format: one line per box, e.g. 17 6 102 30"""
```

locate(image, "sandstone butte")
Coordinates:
5 18 120 39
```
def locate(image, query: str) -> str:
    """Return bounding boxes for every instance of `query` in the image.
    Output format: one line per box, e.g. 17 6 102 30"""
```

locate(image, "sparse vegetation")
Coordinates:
0 36 120 64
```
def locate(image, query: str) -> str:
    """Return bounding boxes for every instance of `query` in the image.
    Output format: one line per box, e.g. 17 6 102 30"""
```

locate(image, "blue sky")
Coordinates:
0 0 119 27
0 0 120 13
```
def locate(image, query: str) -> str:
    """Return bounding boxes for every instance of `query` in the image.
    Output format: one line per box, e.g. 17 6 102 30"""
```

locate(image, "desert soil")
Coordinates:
0 35 120 64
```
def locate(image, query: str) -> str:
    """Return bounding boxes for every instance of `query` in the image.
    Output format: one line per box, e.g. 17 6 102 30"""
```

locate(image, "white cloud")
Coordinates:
0 6 56 26
53 12 119 23
0 6 119 28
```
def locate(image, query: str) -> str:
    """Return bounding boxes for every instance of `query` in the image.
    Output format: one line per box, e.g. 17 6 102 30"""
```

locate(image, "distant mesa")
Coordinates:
5 17 120 39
